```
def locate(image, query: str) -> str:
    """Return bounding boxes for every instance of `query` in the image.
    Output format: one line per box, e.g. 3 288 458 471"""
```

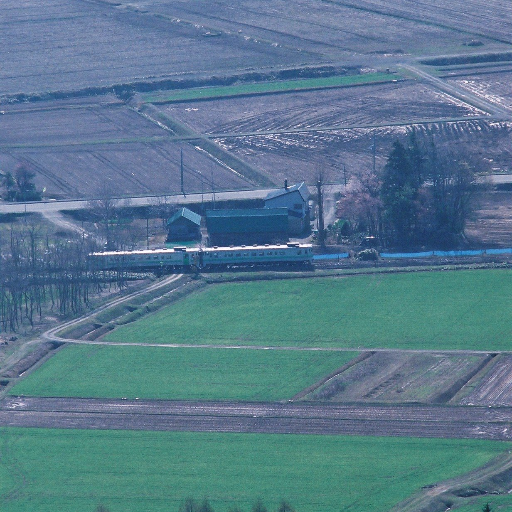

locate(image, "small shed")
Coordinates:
166 207 202 242
206 208 289 246
264 181 310 234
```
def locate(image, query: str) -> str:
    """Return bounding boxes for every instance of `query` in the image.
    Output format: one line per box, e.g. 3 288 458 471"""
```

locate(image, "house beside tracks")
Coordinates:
264 180 310 234
166 207 202 242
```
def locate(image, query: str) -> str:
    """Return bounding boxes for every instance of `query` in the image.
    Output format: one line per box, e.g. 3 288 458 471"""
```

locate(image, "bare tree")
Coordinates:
336 169 383 238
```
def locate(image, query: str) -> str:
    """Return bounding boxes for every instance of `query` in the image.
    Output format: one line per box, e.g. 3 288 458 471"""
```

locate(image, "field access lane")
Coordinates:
2 397 512 441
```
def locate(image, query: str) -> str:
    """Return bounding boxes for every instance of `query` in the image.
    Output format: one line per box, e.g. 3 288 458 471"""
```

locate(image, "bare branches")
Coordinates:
0 224 100 333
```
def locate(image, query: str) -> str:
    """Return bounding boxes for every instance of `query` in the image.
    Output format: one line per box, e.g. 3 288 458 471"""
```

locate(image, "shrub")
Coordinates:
357 248 379 261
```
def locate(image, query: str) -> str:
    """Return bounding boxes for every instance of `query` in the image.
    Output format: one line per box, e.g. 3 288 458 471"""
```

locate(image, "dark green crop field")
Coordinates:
9 345 356 401
0 428 507 512
105 269 512 351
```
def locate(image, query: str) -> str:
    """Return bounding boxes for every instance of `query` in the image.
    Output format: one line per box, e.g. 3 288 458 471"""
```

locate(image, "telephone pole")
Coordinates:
180 148 185 196
316 175 325 248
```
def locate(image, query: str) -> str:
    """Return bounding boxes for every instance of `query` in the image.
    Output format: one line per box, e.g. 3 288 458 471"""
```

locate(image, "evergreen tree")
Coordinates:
381 140 420 246
251 499 268 512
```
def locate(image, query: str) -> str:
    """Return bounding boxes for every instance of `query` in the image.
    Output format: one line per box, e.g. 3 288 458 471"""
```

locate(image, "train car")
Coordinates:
88 243 313 272
87 246 199 272
199 242 313 269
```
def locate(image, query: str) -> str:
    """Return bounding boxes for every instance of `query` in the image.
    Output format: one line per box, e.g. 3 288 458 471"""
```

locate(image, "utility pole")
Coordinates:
316 175 325 248
180 148 185 196
372 132 376 173
211 166 216 210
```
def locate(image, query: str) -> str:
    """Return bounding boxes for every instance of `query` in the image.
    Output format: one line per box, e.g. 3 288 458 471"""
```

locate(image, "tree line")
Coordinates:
337 131 487 249
0 223 123 333
1 163 42 202
94 498 296 512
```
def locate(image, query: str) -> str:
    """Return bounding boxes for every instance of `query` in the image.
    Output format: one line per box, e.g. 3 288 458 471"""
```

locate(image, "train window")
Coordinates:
235 253 241 257
298 250 302 254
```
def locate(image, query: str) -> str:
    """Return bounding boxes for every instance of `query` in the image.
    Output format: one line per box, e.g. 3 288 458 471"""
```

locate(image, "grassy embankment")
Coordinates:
141 72 398 104
0 428 508 512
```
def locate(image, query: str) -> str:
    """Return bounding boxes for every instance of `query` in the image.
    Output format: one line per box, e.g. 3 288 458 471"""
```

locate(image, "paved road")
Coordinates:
1 396 511 440
0 189 275 215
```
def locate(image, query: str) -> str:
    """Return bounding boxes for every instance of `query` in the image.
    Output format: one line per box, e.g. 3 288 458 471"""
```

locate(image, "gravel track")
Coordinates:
2 396 511 440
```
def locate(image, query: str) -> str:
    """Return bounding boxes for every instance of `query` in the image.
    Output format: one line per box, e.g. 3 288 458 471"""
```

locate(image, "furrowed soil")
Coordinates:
0 98 253 197
2 0 512 200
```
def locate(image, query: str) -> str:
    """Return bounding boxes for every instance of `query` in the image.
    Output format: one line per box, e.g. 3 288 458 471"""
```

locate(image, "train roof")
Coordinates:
202 243 312 252
89 243 312 257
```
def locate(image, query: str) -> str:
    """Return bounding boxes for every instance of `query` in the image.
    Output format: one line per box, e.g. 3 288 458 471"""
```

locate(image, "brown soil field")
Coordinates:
1 396 512 440
159 79 511 186
132 0 512 58
466 192 512 247
0 98 253 197
161 81 486 134
2 83 510 198
3 0 512 200
455 355 512 407
212 120 512 187
305 351 492 404
447 71 512 112
1 0 307 97
301 350 512 409
7 0 508 101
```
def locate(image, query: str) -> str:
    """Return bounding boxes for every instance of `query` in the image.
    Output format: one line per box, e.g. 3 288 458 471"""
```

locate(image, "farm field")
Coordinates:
307 351 491 403
0 427 508 512
2 82 510 198
1 0 307 98
448 71 512 111
158 78 511 185
9 345 356 401
161 81 486 135
466 191 512 247
456 354 512 406
138 0 512 58
0 98 252 198
1 0 512 200
6 0 509 101
141 72 398 104
104 269 512 351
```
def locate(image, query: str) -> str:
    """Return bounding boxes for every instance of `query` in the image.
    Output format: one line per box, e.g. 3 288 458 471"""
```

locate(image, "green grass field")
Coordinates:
105 269 512 351
9 345 356 400
141 72 397 103
0 428 508 512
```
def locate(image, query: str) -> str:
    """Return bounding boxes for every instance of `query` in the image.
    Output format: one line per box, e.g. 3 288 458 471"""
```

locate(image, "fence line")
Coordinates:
314 248 512 261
